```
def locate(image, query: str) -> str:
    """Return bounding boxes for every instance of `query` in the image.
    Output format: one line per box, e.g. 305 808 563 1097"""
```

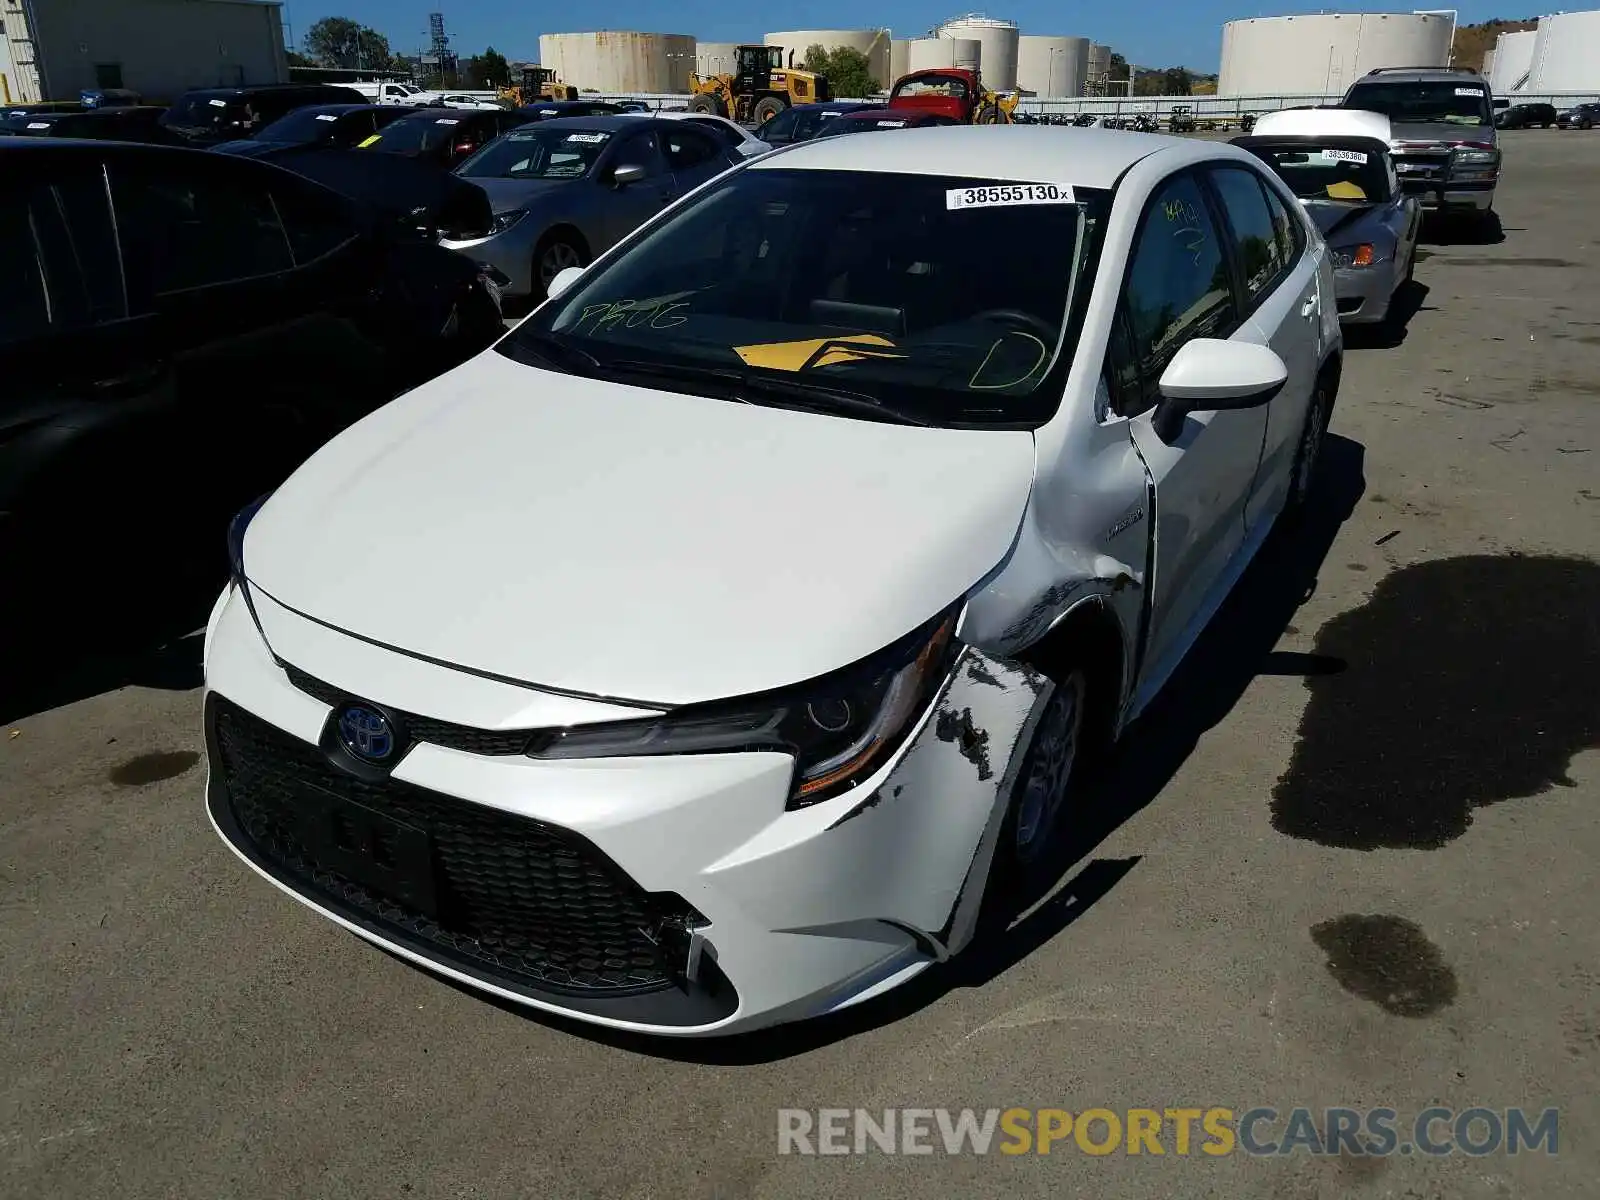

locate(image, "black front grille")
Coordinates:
211 697 694 996
281 663 534 756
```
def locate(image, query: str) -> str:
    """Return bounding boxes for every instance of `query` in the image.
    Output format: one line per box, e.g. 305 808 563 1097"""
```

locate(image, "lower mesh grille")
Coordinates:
212 697 691 995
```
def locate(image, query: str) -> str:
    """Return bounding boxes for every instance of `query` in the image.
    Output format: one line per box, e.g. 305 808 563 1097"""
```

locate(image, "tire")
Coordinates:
687 93 725 117
752 96 786 125
532 230 588 301
1583 119 1594 130
973 101 1000 125
980 665 1093 924
1280 371 1333 527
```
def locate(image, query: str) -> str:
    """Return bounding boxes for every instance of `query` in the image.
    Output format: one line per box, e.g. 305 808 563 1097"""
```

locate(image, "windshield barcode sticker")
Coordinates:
435 118 460 125
565 132 609 143
315 114 338 121
947 183 1076 210
27 121 50 129
208 99 228 107
877 120 907 127
1455 87 1484 97
1324 148 1368 164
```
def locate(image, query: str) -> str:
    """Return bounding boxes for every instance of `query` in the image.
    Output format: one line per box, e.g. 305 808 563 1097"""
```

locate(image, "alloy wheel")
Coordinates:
1014 670 1086 863
539 240 584 290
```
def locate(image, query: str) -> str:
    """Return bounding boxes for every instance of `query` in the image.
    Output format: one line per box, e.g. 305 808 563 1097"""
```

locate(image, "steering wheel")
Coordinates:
971 308 1057 342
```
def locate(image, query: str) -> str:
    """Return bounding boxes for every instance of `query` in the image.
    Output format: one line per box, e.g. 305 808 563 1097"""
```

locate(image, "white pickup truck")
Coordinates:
346 80 441 107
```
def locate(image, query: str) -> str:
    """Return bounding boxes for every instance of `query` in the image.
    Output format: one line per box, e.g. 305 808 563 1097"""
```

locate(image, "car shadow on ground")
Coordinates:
404 433 1368 1065
1343 280 1433 350
1419 208 1505 247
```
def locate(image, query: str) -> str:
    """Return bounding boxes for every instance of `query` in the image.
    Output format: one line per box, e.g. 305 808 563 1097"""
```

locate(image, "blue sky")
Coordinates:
280 2 1513 73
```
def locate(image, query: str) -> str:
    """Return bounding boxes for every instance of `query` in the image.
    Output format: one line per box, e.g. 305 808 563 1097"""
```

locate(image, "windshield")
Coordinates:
366 113 472 155
895 75 970 100
255 107 356 144
1253 144 1391 203
162 95 245 132
501 168 1108 428
456 126 609 179
1344 81 1491 126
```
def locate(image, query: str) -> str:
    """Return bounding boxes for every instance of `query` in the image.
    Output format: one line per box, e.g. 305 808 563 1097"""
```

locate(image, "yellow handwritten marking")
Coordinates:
357 134 382 148
733 334 905 372
1325 181 1367 201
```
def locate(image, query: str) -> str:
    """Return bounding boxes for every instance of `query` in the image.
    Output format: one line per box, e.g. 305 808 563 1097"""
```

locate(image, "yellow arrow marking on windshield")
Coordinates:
733 334 906 372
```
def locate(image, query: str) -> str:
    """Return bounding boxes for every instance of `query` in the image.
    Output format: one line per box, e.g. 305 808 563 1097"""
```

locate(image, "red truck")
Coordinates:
886 67 1019 125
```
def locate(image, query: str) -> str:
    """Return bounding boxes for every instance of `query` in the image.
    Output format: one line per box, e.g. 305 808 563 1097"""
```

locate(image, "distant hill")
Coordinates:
1453 18 1538 72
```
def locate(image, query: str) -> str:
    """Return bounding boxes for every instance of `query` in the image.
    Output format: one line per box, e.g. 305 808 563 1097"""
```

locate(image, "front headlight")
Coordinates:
528 605 963 808
1452 145 1499 166
489 209 528 234
1330 244 1376 269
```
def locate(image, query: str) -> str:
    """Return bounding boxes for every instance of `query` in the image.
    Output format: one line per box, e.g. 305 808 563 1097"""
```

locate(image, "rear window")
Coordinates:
366 114 472 155
1249 144 1392 202
1343 80 1491 126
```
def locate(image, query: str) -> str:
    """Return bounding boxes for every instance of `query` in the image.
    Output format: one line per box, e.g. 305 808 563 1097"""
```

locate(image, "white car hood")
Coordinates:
244 351 1035 707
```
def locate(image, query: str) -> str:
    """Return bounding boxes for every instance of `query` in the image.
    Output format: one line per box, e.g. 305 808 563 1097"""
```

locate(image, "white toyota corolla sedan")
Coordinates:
205 125 1342 1037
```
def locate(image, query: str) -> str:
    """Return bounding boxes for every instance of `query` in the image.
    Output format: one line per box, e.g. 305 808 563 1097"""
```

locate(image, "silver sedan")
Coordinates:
440 115 746 302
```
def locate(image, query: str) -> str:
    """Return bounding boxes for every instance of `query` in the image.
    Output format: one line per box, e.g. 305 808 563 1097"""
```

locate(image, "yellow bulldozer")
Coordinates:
688 44 830 125
498 66 577 108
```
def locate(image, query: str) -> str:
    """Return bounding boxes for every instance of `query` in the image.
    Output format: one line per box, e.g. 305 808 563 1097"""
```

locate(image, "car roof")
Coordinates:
791 101 874 112
1251 107 1393 142
506 114 648 131
752 124 1229 188
386 107 498 121
1347 68 1483 86
283 103 389 116
181 84 356 97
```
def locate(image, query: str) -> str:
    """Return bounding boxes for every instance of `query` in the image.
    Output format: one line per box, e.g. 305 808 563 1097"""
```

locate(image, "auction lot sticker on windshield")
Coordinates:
315 114 339 121
435 118 460 125
27 122 50 129
565 132 609 143
1323 148 1368 164
948 183 1076 210
208 99 228 107
1456 87 1484 97
876 120 907 127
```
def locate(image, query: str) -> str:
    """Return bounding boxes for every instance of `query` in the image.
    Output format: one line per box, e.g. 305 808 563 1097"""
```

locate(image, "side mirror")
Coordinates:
546 264 585 301
1152 338 1288 443
611 162 647 188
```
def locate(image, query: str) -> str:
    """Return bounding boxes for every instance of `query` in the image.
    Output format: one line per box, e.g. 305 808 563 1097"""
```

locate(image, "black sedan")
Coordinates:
213 103 411 159
1557 103 1599 130
755 101 877 145
511 101 627 122
357 107 532 170
813 108 960 138
0 139 504 650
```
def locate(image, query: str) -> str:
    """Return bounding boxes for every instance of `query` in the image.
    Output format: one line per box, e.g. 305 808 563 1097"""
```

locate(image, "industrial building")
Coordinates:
0 0 288 104
1017 34 1090 97
1218 11 1453 97
907 36 979 73
765 29 891 89
694 41 737 78
1087 42 1112 93
538 30 696 95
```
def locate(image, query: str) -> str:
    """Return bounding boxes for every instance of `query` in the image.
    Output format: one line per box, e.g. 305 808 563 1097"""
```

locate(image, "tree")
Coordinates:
303 16 394 71
475 47 511 89
286 50 315 69
802 44 877 99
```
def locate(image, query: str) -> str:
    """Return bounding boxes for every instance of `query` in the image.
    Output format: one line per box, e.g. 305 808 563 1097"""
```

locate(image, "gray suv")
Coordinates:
1341 66 1499 225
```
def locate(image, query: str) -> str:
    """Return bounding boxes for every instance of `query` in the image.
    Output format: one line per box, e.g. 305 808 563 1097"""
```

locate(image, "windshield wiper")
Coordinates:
603 358 931 426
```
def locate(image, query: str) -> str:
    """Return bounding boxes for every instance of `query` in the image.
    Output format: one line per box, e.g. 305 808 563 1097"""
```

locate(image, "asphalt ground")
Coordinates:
3 129 1598 1199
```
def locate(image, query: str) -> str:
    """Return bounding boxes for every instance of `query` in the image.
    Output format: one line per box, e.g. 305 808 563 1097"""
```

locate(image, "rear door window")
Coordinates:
662 126 721 171
1206 165 1288 307
0 191 51 346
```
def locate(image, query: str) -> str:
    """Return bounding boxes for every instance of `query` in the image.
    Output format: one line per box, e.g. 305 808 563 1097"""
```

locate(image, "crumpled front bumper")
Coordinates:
202 584 1055 1037
1332 263 1401 325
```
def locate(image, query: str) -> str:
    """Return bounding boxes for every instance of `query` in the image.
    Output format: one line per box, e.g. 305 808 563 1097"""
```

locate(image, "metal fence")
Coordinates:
581 89 1600 121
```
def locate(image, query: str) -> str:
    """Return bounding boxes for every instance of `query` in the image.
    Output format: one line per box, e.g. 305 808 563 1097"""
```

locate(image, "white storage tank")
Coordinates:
1488 28 1536 93
765 29 891 89
538 31 697 94
890 38 912 84
907 37 981 74
1219 13 1453 97
1087 43 1112 90
1528 10 1600 92
695 41 739 78
1017 35 1089 96
936 13 1019 91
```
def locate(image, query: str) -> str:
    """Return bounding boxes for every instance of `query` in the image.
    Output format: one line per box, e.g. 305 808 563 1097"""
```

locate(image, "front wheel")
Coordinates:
973 101 1001 125
533 231 587 301
752 96 786 125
